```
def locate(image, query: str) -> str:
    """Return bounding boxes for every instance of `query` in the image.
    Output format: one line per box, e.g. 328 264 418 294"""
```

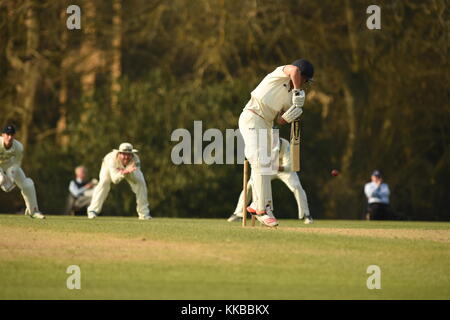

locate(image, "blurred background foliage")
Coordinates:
0 0 448 220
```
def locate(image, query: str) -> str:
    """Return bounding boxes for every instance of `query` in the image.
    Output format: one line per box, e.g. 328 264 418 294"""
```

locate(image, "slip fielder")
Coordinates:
228 137 313 224
238 59 314 227
0 125 45 219
87 142 152 220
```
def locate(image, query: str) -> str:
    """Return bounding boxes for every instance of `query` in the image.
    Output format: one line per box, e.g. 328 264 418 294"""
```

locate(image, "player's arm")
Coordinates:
277 111 288 125
108 156 125 183
122 156 139 175
110 167 125 183
69 180 89 197
280 67 306 125
283 65 302 89
12 142 24 167
283 65 306 108
364 184 373 198
277 99 301 125
132 155 141 169
381 183 390 197
365 183 380 198
281 103 304 124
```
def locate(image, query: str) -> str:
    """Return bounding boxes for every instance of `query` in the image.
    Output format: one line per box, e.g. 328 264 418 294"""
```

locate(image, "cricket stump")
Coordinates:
242 160 249 227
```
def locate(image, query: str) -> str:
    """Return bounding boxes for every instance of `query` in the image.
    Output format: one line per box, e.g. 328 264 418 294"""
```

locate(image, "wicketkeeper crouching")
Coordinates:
87 142 152 220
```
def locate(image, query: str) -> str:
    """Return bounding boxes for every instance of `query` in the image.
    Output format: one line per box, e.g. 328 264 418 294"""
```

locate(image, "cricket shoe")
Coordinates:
31 212 45 219
28 210 45 219
138 215 152 220
88 211 98 219
304 216 314 224
246 204 257 214
250 207 278 227
227 214 242 222
25 209 45 219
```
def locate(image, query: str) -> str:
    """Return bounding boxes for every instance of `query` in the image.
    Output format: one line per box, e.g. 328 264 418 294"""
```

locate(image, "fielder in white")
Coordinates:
228 137 312 224
0 125 45 219
238 59 314 227
87 142 152 220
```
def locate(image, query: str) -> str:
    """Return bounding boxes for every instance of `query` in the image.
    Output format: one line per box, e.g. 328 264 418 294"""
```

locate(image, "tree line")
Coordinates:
0 0 448 220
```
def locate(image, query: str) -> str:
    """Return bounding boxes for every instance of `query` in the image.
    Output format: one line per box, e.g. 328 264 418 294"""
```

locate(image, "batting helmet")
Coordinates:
291 59 314 82
2 125 16 135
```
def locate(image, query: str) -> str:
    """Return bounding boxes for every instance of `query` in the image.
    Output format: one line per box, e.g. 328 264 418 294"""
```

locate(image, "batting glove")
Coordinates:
281 105 303 123
292 89 305 107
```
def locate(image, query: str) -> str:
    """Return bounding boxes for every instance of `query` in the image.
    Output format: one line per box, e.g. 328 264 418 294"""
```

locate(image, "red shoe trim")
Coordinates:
246 206 257 214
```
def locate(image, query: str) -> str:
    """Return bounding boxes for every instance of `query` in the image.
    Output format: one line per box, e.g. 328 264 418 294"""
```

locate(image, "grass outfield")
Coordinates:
0 214 449 300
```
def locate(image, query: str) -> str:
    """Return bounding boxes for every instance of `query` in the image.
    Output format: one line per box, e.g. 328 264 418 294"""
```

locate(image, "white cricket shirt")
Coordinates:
0 137 23 167
102 150 141 184
244 66 293 122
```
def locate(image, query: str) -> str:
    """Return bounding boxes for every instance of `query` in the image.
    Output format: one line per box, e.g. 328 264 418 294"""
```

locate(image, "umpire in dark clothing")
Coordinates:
65 166 96 215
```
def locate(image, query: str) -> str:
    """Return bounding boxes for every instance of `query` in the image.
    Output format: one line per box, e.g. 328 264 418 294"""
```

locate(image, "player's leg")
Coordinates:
367 203 375 220
87 165 111 218
238 111 277 227
7 166 44 219
251 174 273 215
74 195 92 214
278 172 312 223
126 169 151 220
372 203 388 220
381 203 392 220
64 194 76 215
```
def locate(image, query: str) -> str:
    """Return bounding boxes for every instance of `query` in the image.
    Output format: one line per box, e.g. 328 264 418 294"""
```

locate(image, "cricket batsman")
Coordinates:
87 142 152 220
238 59 314 227
0 125 45 219
228 137 313 224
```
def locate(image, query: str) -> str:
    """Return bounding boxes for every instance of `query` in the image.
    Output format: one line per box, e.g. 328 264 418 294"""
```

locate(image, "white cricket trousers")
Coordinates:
0 165 40 214
233 172 310 219
87 165 150 218
238 110 274 213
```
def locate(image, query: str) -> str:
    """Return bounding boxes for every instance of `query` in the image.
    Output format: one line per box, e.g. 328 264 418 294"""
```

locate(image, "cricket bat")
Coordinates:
290 119 300 171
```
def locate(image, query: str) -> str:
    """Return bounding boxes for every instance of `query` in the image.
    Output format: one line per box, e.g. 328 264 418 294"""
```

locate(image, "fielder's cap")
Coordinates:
116 142 138 153
291 59 314 82
2 125 16 135
372 170 382 177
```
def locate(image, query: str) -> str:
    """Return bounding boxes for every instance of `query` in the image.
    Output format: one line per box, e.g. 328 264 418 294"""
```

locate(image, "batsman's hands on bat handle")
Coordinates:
292 89 305 107
277 111 287 125
281 105 303 123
